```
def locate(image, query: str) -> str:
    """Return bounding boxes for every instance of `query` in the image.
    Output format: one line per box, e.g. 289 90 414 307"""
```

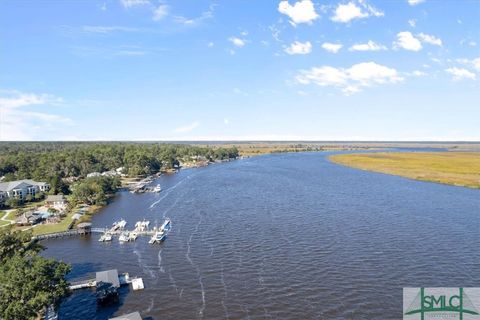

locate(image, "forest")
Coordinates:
0 142 239 206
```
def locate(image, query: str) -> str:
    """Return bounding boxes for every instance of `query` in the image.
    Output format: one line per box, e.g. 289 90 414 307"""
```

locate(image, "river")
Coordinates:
43 151 480 319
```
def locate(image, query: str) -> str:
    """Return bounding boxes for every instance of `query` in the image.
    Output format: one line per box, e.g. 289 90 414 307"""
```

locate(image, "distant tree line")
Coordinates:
0 142 239 207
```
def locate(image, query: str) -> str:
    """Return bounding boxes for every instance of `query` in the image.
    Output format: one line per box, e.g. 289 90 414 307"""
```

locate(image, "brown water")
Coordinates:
43 151 480 319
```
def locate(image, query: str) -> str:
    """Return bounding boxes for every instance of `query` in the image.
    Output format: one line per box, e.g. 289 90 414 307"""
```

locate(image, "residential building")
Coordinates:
0 179 50 203
45 195 67 209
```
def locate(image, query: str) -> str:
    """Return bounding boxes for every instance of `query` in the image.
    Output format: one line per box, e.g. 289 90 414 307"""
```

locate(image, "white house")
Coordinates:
0 179 50 203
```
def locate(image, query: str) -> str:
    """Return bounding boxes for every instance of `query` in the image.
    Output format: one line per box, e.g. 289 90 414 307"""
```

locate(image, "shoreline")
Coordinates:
30 146 385 236
329 151 480 189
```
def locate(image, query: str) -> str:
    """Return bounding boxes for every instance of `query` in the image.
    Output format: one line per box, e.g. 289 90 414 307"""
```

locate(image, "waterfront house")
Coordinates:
0 179 50 203
45 195 67 209
15 211 42 226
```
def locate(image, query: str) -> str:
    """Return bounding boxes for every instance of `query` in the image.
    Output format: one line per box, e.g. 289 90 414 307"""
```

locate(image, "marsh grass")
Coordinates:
329 152 480 189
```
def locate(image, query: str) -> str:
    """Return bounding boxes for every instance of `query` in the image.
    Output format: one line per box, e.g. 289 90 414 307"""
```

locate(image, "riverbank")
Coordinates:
329 151 480 189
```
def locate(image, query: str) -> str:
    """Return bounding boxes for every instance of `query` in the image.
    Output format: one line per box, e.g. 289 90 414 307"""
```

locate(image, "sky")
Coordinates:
0 0 479 141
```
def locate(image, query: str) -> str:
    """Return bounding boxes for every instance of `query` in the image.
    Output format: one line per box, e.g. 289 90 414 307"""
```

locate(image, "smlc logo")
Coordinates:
404 288 480 320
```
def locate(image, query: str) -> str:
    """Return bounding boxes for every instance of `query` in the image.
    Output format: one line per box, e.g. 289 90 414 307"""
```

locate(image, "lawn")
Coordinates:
31 211 76 236
329 152 480 189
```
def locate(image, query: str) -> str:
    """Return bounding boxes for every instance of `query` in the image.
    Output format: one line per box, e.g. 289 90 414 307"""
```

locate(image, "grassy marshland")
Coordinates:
329 152 480 189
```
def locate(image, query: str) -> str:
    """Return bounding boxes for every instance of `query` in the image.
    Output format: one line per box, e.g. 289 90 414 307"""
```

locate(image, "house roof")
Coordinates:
96 269 120 288
0 179 48 192
46 195 65 202
109 312 142 320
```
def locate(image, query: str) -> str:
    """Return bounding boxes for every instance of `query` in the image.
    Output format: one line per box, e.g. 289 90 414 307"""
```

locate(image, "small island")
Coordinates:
329 152 480 189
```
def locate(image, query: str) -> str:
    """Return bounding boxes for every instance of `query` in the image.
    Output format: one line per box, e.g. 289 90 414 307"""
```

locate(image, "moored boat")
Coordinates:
118 231 129 242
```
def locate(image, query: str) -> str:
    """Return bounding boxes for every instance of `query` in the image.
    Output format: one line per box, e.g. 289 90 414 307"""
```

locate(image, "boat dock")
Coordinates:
69 269 144 291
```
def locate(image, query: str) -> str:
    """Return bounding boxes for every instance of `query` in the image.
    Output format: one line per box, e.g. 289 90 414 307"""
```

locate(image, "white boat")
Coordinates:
99 232 112 242
117 219 127 229
153 184 162 192
148 230 166 244
134 220 150 232
160 218 171 232
118 232 129 242
129 232 138 241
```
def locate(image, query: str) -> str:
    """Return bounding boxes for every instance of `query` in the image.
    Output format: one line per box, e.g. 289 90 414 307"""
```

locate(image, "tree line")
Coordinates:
0 142 239 203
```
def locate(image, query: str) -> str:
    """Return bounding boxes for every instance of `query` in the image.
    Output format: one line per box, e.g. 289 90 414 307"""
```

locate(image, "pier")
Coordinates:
68 269 144 291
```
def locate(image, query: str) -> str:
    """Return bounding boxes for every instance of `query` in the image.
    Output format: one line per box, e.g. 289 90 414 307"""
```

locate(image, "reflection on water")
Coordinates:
43 151 480 319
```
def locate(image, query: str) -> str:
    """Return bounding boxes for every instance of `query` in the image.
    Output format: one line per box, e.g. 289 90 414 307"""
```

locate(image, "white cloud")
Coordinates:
417 33 442 46
229 37 246 47
173 121 200 133
408 0 425 5
207 42 214 48
321 42 343 53
224 118 230 125
394 31 422 51
0 90 70 140
408 19 416 27
81 26 143 34
295 61 403 94
152 4 168 21
285 41 312 55
349 40 387 51
173 4 215 26
331 1 383 23
120 0 150 8
445 67 476 81
412 70 428 76
278 0 319 25
473 58 480 70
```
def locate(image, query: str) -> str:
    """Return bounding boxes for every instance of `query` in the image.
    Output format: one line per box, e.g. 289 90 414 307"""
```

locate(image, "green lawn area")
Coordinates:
31 211 75 236
329 152 480 189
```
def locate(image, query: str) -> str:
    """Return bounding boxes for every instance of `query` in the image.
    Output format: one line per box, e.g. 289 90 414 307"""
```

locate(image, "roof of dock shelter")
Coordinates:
96 269 120 288
76 222 92 228
109 311 142 320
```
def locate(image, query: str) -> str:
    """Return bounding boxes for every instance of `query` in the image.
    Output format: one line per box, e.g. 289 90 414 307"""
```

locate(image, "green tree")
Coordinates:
0 228 71 320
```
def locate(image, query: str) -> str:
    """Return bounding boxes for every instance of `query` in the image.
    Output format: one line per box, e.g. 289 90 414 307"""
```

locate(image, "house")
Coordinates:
15 212 42 226
45 195 67 209
0 179 50 203
87 172 101 178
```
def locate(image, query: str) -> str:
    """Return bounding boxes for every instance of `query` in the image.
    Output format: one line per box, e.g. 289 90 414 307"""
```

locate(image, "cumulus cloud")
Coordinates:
417 33 442 46
278 0 319 25
349 40 387 51
394 31 422 51
408 0 425 5
445 67 476 81
285 41 312 55
331 1 383 23
295 61 403 94
229 37 246 47
0 90 70 140
152 4 168 21
173 121 200 133
321 42 343 53
120 0 150 8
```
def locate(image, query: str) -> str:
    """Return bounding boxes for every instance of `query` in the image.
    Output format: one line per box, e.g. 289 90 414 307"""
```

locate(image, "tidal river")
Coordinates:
43 151 480 319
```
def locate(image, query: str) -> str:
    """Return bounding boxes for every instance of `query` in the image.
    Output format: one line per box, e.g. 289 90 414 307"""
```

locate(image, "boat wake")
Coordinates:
157 249 165 273
149 173 197 209
185 215 206 318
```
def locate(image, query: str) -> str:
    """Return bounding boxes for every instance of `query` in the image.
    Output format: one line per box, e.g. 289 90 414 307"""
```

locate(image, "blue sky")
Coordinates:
0 0 479 141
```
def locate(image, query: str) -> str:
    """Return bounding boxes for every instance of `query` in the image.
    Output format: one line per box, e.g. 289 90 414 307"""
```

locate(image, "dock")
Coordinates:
69 269 144 291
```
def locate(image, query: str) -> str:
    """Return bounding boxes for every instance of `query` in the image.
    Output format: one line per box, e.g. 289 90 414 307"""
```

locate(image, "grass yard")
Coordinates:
329 152 480 189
